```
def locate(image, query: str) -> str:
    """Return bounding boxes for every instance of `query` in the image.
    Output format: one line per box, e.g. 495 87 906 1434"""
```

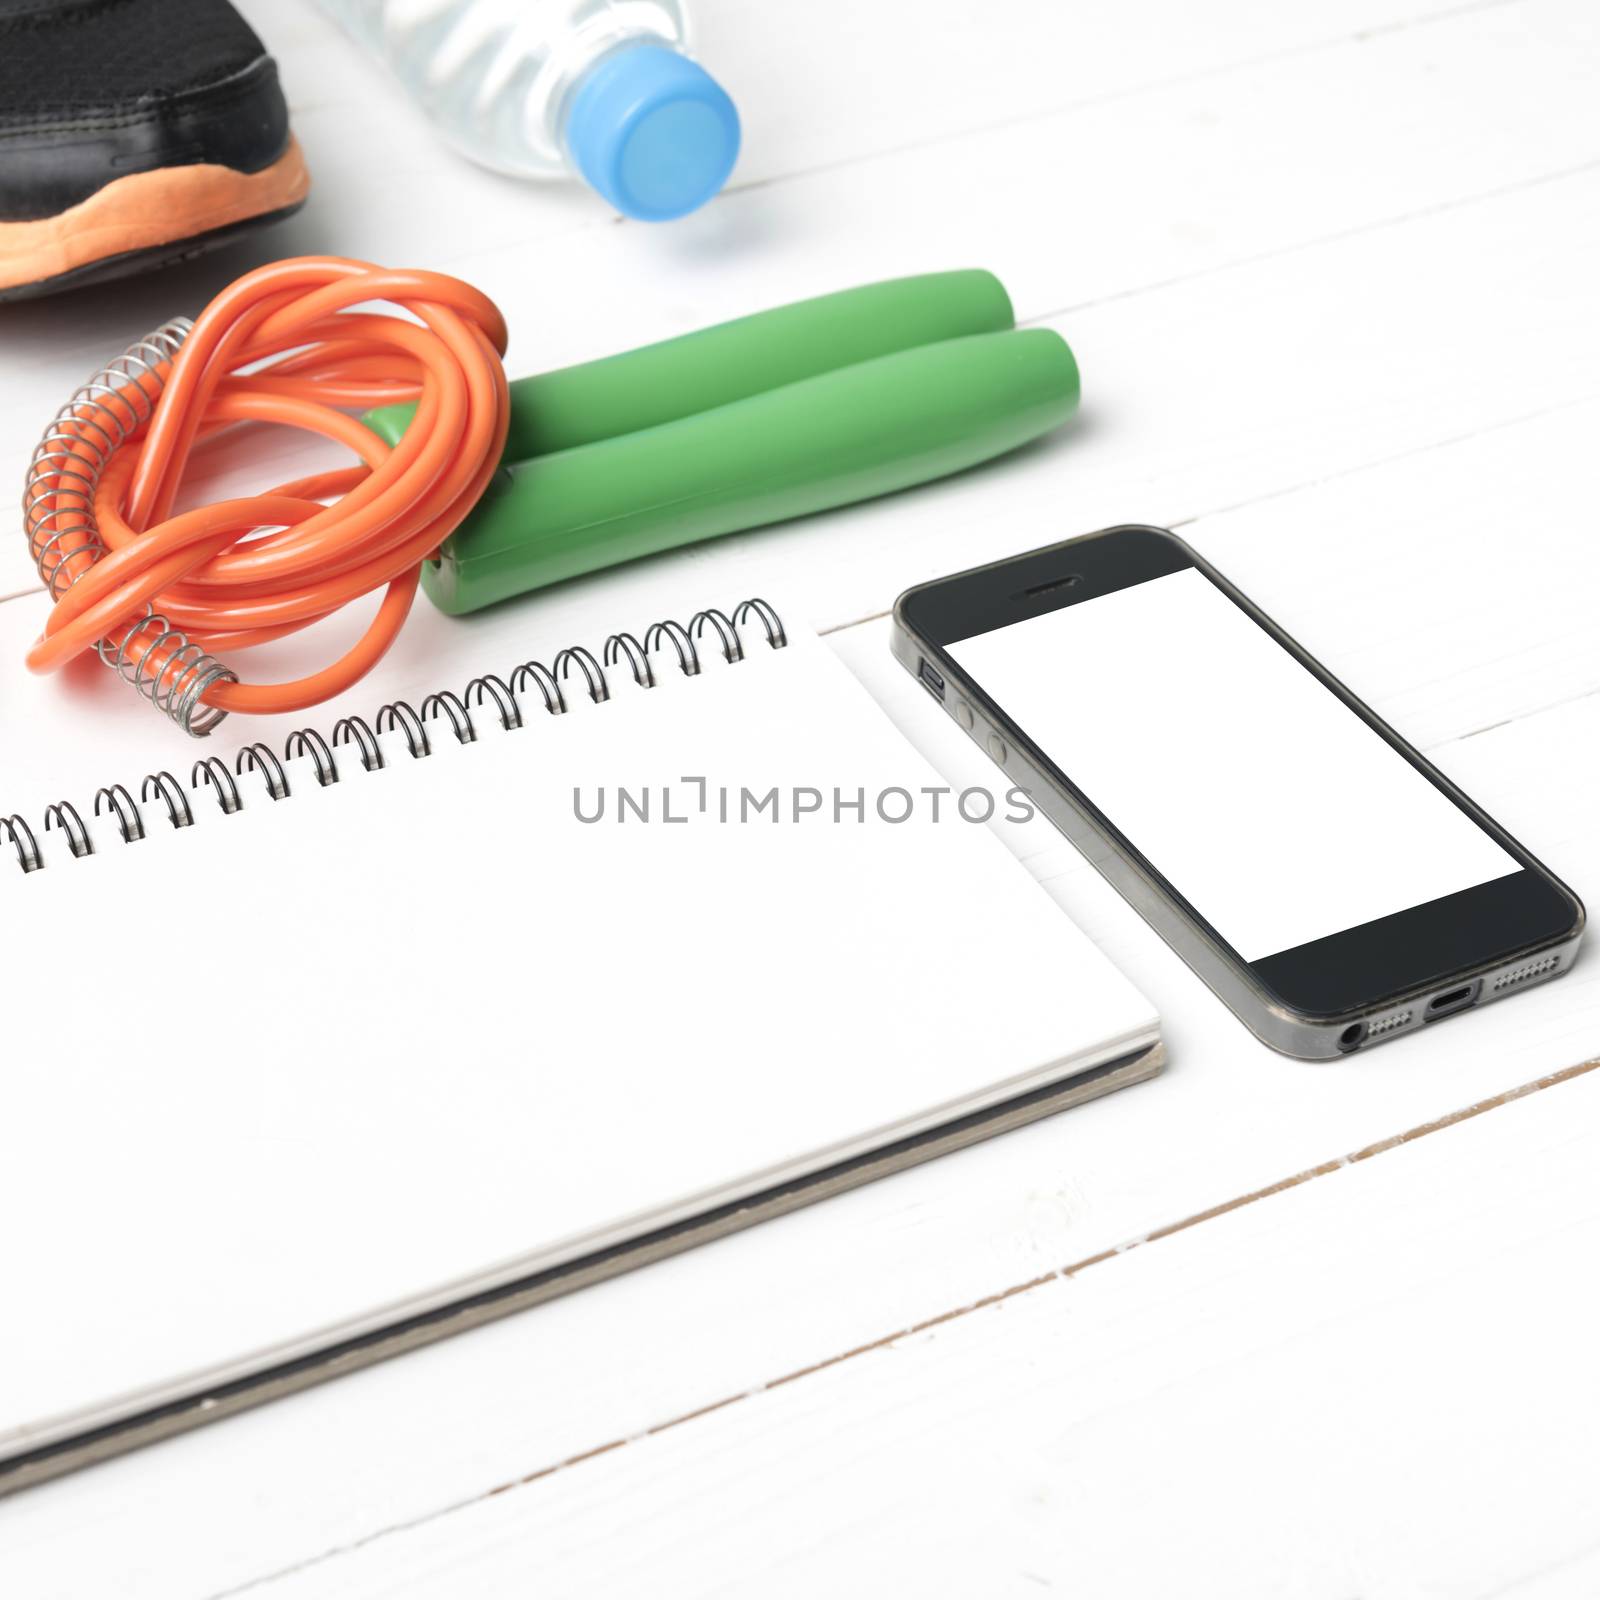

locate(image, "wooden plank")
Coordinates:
2 0 1597 596
251 0 1511 203
228 1046 1600 1599
1 3 1598 1593
2 669 1595 1600
6 169 1600 1588
695 0 1522 191
2 375 1597 833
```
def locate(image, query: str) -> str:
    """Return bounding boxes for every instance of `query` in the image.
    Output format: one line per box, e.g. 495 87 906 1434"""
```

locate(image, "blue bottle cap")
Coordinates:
565 43 740 222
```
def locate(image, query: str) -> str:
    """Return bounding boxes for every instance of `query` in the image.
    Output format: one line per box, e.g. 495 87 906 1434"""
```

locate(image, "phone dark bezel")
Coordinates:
897 525 1583 1020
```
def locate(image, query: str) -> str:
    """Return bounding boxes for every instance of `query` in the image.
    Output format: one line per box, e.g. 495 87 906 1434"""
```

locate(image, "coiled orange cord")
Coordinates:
25 255 509 717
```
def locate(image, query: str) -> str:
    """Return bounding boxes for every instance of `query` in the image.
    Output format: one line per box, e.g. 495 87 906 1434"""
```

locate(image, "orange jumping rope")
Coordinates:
24 255 510 721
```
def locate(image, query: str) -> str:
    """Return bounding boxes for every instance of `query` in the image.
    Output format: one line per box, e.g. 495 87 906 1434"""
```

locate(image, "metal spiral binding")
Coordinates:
42 801 93 858
22 318 240 738
508 659 561 715
332 716 385 773
374 699 430 759
554 646 607 706
236 744 291 800
94 785 145 843
419 690 475 745
691 608 743 664
140 771 193 829
192 757 242 814
603 633 652 689
464 674 521 731
285 728 338 787
0 600 785 874
3 815 41 873
644 619 698 677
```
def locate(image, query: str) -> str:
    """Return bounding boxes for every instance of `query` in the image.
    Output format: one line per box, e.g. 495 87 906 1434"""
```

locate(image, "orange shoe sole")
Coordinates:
0 137 310 300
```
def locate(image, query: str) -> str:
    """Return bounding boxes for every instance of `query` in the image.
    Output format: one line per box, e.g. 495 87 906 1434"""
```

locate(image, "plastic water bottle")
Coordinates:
316 0 740 221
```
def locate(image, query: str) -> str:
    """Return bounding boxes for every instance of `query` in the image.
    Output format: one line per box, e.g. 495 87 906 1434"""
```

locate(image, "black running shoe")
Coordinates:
0 0 309 300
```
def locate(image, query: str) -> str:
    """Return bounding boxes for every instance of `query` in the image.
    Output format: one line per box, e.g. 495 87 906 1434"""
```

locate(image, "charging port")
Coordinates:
1425 981 1480 1021
919 659 946 701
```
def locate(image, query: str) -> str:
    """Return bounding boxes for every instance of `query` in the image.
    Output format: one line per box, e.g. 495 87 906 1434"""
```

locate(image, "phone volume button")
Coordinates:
954 700 974 731
986 732 1008 766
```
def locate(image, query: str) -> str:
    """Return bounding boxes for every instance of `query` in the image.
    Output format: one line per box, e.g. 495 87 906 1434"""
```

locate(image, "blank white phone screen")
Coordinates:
947 567 1519 962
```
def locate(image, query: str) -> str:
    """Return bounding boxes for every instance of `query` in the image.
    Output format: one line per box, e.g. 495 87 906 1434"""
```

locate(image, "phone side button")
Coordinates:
986 732 1008 766
954 700 974 731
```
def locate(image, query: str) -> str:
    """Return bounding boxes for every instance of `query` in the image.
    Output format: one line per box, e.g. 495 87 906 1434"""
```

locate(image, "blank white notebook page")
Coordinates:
0 623 1157 1449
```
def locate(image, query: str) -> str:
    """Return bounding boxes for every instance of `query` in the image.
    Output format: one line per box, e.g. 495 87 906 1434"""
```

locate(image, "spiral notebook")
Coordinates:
0 598 1161 1492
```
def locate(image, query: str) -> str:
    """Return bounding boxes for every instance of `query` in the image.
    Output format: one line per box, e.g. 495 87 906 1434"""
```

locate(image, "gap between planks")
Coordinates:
7 147 1597 630
721 0 1526 200
820 381 1600 748
4 83 1598 624
1020 152 1600 329
212 1050 1600 1600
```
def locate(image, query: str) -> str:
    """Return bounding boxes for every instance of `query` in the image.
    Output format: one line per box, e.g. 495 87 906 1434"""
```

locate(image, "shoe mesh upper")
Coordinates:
0 0 267 130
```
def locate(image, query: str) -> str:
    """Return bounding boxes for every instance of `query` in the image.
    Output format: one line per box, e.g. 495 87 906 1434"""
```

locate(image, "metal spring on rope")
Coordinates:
22 318 240 737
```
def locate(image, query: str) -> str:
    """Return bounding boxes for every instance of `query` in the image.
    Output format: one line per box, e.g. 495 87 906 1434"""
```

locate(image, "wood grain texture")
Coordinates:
2 652 1595 1600
1 0 1597 600
1 0 1598 1595
8 174 1600 815
243 1050 1600 1600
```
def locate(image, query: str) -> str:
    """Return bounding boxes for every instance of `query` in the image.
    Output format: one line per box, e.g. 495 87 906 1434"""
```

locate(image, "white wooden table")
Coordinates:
4 0 1600 1592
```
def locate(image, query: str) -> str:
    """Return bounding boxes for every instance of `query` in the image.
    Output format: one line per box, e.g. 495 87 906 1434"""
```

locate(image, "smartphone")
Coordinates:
893 525 1584 1058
